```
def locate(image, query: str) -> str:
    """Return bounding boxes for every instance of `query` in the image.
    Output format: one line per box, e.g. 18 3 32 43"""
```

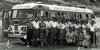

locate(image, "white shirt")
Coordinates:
51 21 58 28
90 25 96 31
74 24 81 29
61 24 66 29
65 23 69 28
58 22 62 29
31 21 40 29
44 21 49 28
87 23 91 28
48 21 53 28
82 24 87 29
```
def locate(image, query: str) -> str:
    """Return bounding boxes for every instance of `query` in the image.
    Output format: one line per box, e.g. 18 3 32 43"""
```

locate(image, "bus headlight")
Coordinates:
21 27 27 31
8 26 12 31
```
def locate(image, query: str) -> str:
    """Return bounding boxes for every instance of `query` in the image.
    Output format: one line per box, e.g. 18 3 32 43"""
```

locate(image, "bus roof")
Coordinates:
12 2 93 13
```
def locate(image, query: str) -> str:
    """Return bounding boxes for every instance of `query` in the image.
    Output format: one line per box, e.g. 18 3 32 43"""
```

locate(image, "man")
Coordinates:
44 18 49 46
47 18 53 45
31 18 40 46
51 18 58 45
27 20 33 47
60 21 66 45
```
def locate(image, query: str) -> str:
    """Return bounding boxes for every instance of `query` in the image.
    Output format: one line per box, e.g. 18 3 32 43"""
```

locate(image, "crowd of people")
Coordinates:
26 17 97 48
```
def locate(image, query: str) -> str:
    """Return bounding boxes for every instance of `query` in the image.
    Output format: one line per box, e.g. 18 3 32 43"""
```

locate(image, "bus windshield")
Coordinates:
11 9 35 18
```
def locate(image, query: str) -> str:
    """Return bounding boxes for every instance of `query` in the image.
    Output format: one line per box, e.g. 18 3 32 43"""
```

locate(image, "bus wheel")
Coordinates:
20 38 27 44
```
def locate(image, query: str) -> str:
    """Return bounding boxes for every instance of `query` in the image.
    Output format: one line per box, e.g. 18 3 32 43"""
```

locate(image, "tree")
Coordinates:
90 0 96 3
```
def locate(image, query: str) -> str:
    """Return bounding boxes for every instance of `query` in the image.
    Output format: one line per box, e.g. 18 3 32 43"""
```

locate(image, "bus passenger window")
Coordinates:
82 14 87 19
75 13 79 19
86 14 89 19
44 12 48 17
72 13 75 19
74 14 77 19
51 12 56 17
57 13 60 17
91 15 95 19
69 13 73 19
66 13 69 19
77 14 80 19
79 14 82 19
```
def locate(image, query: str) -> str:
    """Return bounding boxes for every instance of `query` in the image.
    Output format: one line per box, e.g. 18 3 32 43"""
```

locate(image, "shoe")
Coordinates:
27 45 30 47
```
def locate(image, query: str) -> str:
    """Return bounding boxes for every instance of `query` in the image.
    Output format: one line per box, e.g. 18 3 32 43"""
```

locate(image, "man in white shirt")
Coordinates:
51 19 58 45
46 18 53 45
31 18 40 46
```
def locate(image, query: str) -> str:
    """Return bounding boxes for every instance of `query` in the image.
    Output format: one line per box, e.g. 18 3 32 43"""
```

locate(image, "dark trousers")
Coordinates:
89 31 96 45
27 29 33 46
34 29 39 46
47 28 52 45
51 28 57 45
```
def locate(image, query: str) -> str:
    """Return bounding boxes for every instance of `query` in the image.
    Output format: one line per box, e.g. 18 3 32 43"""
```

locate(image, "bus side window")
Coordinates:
57 12 60 17
82 13 87 19
77 13 81 19
79 14 82 19
91 15 95 19
51 11 56 17
76 13 80 19
74 13 77 19
66 13 70 19
62 12 68 19
69 13 73 19
86 14 89 19
72 13 75 19
44 11 48 17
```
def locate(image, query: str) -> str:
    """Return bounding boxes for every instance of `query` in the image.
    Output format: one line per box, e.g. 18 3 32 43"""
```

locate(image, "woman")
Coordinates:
89 20 97 47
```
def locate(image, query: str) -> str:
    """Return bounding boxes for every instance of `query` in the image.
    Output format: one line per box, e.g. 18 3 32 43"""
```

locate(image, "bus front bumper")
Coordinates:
8 34 26 38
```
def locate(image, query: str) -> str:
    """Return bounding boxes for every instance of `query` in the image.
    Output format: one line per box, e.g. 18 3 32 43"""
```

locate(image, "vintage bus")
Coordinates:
2 2 95 42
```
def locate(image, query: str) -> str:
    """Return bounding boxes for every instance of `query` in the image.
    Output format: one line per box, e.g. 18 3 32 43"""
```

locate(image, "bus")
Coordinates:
2 2 95 42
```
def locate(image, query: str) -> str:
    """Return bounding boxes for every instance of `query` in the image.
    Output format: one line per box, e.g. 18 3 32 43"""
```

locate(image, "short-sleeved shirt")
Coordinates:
58 22 62 29
87 23 91 28
82 24 87 29
90 24 97 32
48 21 53 28
65 23 69 28
44 21 49 28
61 24 66 29
51 21 58 28
31 21 40 29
